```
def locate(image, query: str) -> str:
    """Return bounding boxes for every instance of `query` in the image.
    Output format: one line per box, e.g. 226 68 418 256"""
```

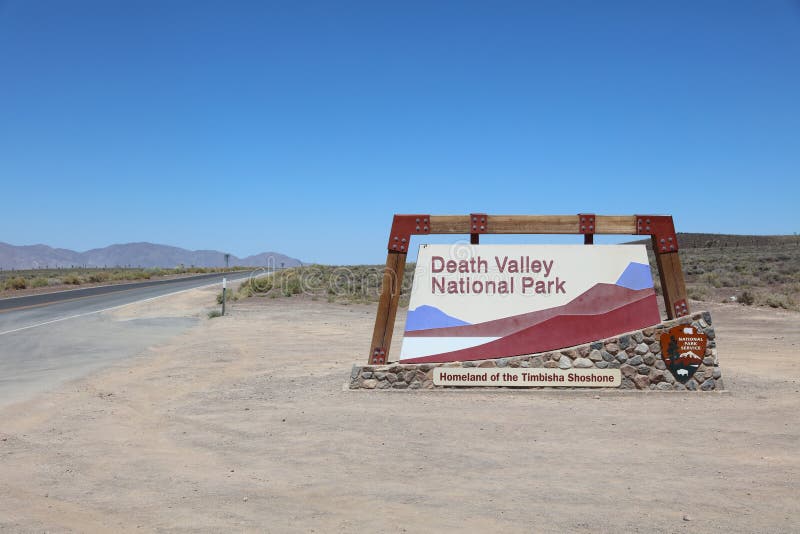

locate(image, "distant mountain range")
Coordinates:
0 242 303 270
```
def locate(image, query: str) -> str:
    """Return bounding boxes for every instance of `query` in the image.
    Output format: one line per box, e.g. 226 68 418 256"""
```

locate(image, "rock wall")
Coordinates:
350 311 722 391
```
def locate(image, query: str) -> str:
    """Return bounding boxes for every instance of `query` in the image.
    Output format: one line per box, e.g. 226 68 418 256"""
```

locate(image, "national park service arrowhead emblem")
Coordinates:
660 325 707 383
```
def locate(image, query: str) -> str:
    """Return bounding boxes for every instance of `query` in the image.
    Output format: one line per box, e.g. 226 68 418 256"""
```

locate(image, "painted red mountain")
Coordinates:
402 284 660 363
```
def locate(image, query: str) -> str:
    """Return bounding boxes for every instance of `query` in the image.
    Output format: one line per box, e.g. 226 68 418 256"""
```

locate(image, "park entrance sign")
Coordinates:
368 214 691 366
356 214 723 391
400 244 660 363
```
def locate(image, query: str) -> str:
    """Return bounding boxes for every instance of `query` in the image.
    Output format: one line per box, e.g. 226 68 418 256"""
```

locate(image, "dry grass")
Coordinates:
643 234 800 311
237 264 415 306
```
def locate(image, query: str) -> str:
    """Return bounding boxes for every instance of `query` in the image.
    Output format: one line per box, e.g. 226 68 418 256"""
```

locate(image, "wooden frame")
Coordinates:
368 214 688 364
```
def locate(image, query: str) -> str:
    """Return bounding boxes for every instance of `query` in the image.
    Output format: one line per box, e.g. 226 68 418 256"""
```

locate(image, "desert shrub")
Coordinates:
61 274 82 285
216 290 237 304
30 277 49 288
703 273 721 288
762 272 788 284
207 310 222 319
740 275 760 286
688 287 708 301
763 294 789 309
87 272 109 283
737 291 755 306
232 263 412 303
686 266 705 276
238 275 272 297
4 277 27 290
283 275 302 296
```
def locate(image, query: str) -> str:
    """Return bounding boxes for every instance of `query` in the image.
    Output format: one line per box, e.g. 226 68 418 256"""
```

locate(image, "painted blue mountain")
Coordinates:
405 305 471 332
615 262 654 291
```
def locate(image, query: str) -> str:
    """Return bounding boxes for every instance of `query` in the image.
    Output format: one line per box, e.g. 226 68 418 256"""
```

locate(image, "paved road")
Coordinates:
0 270 255 335
0 269 260 406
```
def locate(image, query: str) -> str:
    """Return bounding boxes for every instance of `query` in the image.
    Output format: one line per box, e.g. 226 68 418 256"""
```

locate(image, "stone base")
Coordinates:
350 311 722 391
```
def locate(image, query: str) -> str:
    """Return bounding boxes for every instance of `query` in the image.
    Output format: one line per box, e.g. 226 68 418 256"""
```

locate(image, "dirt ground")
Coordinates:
1 288 798 533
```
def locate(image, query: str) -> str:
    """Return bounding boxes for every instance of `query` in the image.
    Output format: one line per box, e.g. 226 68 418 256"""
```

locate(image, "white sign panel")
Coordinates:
400 244 660 364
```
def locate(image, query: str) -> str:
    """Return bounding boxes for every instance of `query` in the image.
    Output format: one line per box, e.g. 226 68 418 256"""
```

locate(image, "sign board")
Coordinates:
433 368 621 387
400 244 661 363
660 325 707 383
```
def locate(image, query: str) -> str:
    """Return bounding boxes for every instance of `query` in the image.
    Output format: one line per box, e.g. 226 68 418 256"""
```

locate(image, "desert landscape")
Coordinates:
0 241 301 299
1 280 798 532
2 2 798 530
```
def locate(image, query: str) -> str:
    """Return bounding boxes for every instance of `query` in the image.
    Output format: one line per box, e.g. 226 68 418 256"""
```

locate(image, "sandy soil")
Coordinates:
1 289 798 533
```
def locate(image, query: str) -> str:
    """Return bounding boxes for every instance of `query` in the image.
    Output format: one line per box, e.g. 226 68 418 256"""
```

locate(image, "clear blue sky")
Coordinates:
2 1 798 264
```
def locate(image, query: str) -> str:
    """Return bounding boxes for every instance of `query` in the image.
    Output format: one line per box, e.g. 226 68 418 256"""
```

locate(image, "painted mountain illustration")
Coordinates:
402 286 659 363
677 351 703 363
406 284 652 338
405 305 471 331
400 260 660 363
672 351 703 369
615 262 653 290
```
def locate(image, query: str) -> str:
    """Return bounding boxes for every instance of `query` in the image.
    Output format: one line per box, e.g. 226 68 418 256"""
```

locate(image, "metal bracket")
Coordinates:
469 213 488 233
388 214 431 252
470 213 487 244
673 299 689 317
370 347 387 365
578 214 595 234
635 215 678 254
579 214 595 244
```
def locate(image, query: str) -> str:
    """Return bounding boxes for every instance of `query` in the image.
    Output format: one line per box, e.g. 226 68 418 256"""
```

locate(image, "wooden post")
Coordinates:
368 251 407 364
653 247 689 319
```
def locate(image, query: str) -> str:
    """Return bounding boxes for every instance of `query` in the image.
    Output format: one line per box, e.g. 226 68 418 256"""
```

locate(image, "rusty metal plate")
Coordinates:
635 215 678 253
578 214 595 234
470 213 488 233
388 214 431 252
673 298 689 317
370 347 387 365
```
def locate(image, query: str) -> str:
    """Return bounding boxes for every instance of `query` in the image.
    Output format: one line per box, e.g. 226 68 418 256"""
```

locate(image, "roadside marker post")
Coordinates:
222 277 227 316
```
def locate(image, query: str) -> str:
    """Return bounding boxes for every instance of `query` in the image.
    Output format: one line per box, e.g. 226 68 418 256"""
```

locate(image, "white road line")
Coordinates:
0 278 234 336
